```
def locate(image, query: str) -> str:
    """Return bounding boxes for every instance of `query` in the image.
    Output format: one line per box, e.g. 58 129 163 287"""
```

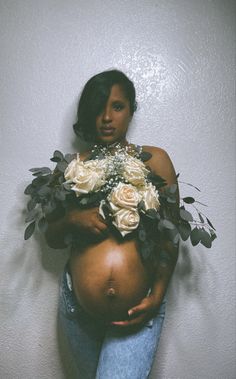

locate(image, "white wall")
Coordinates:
0 1 235 378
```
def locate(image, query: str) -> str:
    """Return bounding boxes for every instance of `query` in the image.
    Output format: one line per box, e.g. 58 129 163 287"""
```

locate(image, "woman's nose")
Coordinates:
102 105 112 122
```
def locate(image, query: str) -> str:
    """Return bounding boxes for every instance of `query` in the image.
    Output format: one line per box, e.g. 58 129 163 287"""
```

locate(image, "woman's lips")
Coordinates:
100 126 115 136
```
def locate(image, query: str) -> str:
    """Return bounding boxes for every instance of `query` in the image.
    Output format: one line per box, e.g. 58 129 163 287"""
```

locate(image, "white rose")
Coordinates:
123 156 149 186
109 182 141 209
139 182 160 211
65 158 106 196
112 208 140 236
64 155 79 181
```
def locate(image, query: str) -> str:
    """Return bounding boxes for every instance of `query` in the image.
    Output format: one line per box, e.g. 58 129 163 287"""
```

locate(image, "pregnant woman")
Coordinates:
45 70 179 379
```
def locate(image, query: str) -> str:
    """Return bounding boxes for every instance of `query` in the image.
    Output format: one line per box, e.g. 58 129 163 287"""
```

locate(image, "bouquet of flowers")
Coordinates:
24 144 216 261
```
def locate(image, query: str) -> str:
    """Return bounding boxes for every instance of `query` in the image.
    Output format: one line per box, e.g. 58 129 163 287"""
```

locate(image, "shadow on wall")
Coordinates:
151 243 218 378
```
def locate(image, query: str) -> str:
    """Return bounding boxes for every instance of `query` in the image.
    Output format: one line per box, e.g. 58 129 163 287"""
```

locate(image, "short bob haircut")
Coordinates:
73 69 137 142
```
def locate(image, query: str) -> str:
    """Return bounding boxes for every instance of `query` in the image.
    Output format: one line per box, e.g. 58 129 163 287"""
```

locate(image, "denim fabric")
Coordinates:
59 266 166 379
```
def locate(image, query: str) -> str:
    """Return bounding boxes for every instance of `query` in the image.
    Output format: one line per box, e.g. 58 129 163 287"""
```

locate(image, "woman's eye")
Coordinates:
113 103 124 111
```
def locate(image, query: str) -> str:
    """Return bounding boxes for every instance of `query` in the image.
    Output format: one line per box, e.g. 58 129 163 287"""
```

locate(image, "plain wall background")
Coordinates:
0 1 235 378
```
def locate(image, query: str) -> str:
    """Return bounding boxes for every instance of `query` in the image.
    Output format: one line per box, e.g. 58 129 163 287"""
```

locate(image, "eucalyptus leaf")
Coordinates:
30 167 51 176
168 184 177 194
178 222 191 241
24 184 34 195
190 227 201 246
210 229 217 241
139 151 152 162
63 182 72 191
38 217 48 233
25 208 38 223
57 161 68 173
206 217 216 231
138 200 145 212
200 229 212 248
50 156 61 162
29 167 44 172
38 185 51 197
138 229 146 242
140 244 152 260
178 180 201 192
183 197 195 204
198 213 204 223
27 198 37 211
24 221 36 240
53 150 64 161
180 209 193 222
162 219 175 229
64 233 74 246
146 209 157 219
80 197 89 205
55 188 66 201
167 197 177 204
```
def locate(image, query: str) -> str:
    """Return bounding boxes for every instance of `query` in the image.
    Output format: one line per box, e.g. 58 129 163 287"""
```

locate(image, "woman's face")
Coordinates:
95 84 132 145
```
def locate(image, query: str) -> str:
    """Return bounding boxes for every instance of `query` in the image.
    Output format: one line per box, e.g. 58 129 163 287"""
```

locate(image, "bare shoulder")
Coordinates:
142 145 177 185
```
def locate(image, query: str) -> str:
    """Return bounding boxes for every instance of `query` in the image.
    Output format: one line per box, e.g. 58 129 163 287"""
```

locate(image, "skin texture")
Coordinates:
45 84 179 328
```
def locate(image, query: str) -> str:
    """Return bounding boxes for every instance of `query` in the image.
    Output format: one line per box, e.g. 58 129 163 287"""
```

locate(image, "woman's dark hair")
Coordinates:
73 69 137 142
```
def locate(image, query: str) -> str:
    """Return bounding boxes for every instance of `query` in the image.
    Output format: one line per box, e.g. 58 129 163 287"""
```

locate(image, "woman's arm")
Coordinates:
45 207 108 249
112 147 179 327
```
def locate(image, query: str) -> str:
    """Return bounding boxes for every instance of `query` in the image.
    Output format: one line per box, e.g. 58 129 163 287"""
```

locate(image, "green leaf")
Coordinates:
162 219 175 229
37 185 51 197
146 209 157 219
200 229 212 248
25 209 38 223
138 200 145 212
24 184 34 195
167 197 177 204
139 151 152 162
209 229 217 241
53 150 64 161
206 217 216 231
198 212 204 223
180 209 193 222
24 221 36 240
38 217 48 233
64 233 74 246
57 161 68 173
50 156 61 162
27 198 37 211
168 184 177 194
30 167 51 176
80 197 89 205
55 188 66 201
178 222 191 241
183 197 195 204
63 182 72 191
138 229 146 242
140 244 152 260
148 173 167 189
178 180 201 192
190 227 201 246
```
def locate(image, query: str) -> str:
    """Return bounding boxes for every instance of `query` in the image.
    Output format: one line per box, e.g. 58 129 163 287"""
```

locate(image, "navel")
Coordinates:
106 277 117 298
106 287 116 297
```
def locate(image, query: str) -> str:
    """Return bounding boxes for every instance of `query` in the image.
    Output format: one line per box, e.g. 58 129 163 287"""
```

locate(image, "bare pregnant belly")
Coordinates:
69 238 154 322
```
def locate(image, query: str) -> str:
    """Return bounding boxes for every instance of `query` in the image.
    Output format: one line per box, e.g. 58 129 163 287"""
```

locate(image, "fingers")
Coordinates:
111 314 146 328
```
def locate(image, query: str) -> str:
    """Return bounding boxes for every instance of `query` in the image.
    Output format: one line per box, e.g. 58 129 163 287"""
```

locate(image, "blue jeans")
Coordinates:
58 266 166 379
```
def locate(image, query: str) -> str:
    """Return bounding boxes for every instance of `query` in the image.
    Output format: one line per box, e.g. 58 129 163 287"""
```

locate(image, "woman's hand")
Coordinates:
67 207 108 236
111 294 162 328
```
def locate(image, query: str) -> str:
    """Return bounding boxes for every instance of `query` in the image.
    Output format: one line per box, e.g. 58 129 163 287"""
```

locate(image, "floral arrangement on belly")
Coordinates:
23 144 216 262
